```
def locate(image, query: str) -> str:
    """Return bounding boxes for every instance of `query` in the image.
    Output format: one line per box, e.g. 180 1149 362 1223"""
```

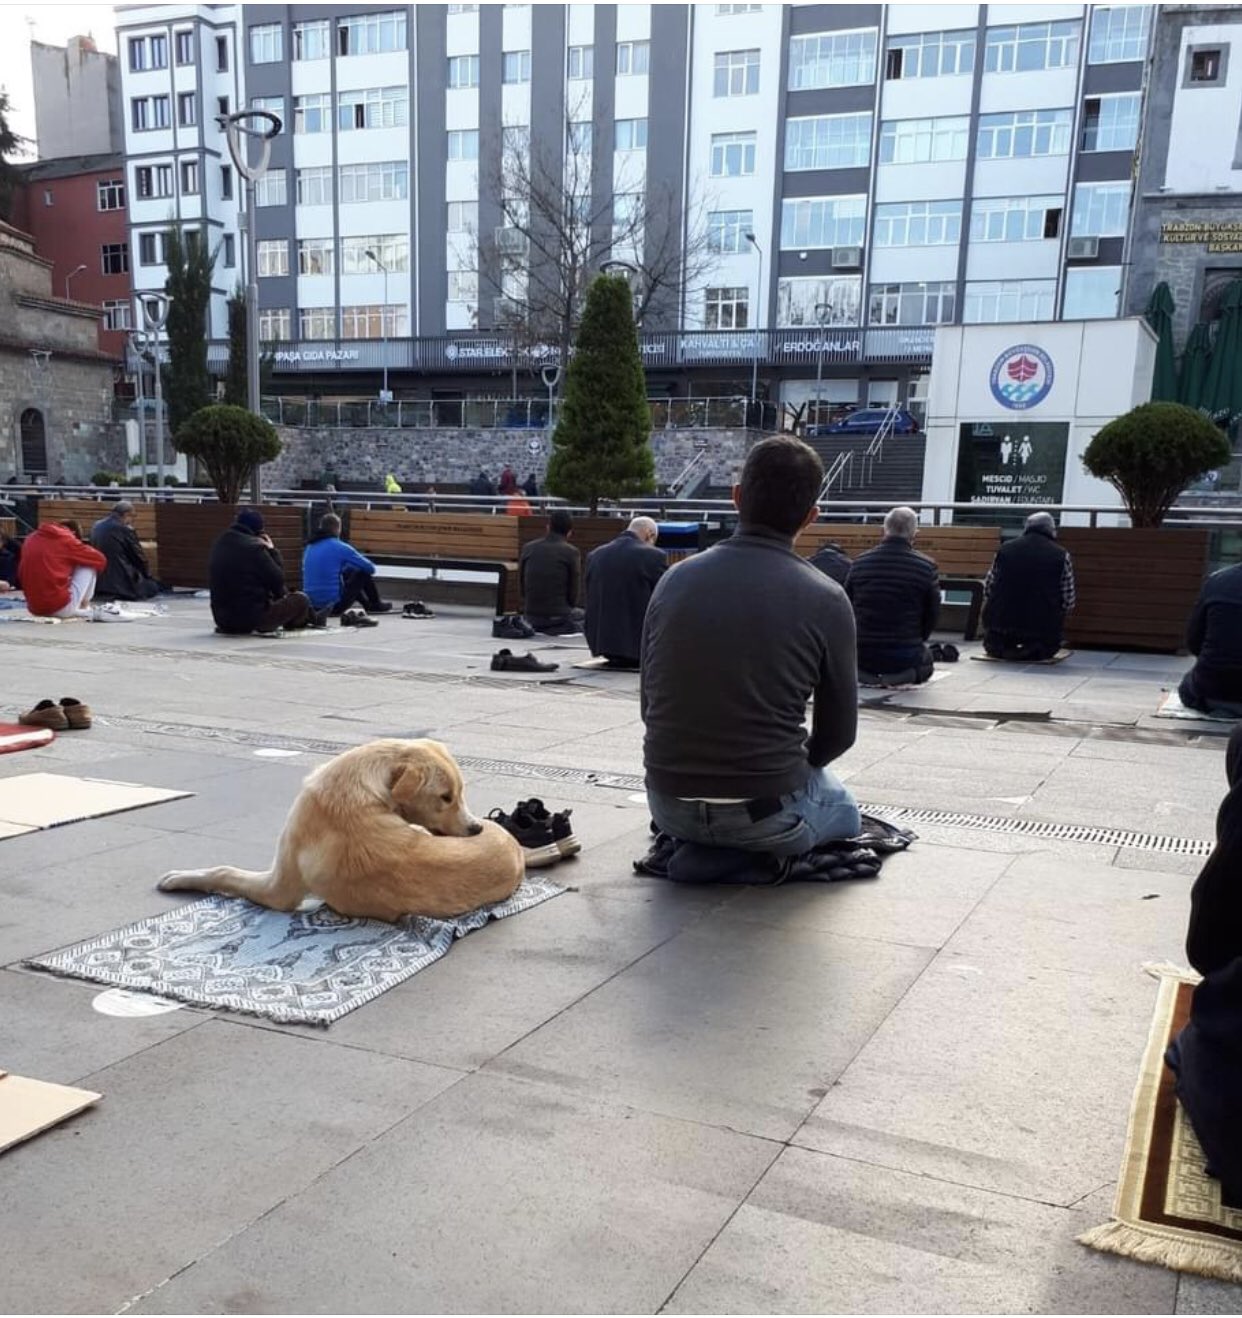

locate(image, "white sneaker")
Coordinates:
90 603 137 623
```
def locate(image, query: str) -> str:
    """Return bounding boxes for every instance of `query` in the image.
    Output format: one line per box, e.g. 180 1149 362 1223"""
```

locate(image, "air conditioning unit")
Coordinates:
493 296 524 323
495 226 528 256
831 245 863 270
1066 236 1099 260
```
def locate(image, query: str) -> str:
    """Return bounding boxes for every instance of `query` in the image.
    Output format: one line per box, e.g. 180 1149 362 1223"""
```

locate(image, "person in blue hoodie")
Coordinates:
302 513 392 617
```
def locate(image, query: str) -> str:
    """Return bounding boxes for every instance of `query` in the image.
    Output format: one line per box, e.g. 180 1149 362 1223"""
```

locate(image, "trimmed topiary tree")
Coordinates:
174 405 282 504
545 273 654 513
1082 401 1232 528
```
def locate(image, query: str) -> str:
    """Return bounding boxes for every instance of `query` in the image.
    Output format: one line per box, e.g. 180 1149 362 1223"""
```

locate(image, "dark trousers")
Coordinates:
337 567 383 614
984 630 1059 662
253 591 314 633
1179 666 1242 718
526 606 585 634
858 644 934 686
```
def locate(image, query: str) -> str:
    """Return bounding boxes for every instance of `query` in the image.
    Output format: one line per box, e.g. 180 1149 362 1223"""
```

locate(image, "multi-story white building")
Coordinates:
114 3 1154 405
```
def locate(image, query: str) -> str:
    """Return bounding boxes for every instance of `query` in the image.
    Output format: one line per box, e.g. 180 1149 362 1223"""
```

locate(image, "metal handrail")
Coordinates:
819 450 853 499
861 405 900 485
669 449 712 498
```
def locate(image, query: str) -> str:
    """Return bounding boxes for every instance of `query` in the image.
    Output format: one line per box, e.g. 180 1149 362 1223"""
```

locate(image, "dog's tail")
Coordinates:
157 864 305 911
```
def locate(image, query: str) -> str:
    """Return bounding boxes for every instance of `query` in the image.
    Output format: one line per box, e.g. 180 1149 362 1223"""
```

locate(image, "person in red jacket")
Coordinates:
20 521 107 618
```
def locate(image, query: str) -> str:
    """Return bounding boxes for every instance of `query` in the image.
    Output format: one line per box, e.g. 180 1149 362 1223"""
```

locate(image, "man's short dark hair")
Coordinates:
549 509 573 536
737 437 823 536
320 513 342 535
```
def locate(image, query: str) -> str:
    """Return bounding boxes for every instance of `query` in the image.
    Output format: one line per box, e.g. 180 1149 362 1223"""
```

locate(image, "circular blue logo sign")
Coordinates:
989 344 1054 411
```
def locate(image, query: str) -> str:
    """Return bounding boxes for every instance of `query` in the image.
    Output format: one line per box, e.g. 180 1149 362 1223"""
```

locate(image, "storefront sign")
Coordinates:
989 344 1054 411
954 422 1067 505
1160 220 1242 253
272 347 361 365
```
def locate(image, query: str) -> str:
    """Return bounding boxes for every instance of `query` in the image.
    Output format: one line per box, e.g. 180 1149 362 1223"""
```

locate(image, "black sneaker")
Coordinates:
341 608 379 628
492 614 534 639
403 600 435 619
487 805 562 868
310 606 332 630
491 649 558 672
633 831 678 878
521 798 580 858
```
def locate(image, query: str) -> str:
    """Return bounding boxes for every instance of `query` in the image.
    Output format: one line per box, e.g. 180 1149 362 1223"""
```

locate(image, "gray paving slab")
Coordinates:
0 1020 462 1316
128 1070 778 1316
665 1148 1176 1316
1176 1275 1242 1313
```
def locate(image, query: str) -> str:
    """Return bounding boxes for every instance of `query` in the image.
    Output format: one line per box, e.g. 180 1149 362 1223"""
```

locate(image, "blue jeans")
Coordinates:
647 767 861 857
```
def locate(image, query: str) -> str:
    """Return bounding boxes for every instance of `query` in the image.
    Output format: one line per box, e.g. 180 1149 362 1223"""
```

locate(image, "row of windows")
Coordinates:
257 235 410 278
131 230 235 269
129 29 228 73
248 12 407 65
288 162 410 206
447 39 649 89
256 306 410 340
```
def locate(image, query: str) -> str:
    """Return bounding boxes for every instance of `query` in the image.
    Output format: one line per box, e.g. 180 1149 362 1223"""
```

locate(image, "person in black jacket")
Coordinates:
584 517 667 668
519 509 584 634
981 512 1075 662
809 540 851 586
845 507 940 685
90 502 161 601
208 509 321 635
1179 563 1242 717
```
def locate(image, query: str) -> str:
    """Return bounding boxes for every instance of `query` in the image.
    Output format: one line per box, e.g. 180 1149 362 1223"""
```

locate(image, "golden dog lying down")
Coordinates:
158 738 524 920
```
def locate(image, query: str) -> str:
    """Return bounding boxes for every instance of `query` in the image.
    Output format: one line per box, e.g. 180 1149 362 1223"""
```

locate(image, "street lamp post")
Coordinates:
140 293 171 491
64 264 87 300
218 108 282 504
813 300 832 433
744 232 763 420
127 331 147 489
364 248 392 406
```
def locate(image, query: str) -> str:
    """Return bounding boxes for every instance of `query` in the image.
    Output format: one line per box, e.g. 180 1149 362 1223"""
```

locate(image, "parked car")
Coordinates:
809 407 921 437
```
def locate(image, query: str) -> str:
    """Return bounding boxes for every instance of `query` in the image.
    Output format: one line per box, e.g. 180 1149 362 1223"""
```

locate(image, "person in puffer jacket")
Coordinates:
301 513 392 615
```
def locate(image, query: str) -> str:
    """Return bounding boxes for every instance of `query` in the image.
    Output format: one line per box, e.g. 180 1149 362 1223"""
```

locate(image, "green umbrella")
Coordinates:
1179 321 1213 409
1145 282 1178 401
1203 279 1242 420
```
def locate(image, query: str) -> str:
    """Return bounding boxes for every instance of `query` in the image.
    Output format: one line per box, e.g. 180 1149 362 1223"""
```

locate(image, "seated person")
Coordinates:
584 517 667 669
1179 562 1242 717
845 506 940 686
982 512 1075 662
302 513 391 616
20 520 107 619
209 509 321 635
0 531 21 588
90 500 161 601
1165 725 1242 1207
808 539 851 586
642 436 860 855
519 509 584 634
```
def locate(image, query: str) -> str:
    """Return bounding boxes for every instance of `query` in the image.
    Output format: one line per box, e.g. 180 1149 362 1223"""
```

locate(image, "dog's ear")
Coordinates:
389 762 430 810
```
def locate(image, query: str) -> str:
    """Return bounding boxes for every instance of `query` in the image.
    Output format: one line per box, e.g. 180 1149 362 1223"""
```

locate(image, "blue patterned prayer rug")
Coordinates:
27 877 565 1025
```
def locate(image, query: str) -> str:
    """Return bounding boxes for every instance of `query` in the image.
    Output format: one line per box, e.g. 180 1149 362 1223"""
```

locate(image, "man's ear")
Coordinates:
732 484 742 512
800 502 820 532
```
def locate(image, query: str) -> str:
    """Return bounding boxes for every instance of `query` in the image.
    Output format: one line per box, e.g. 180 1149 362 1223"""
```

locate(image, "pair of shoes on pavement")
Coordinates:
403 600 435 619
491 649 558 673
929 642 960 663
19 697 91 731
341 606 379 628
492 614 534 640
488 798 580 868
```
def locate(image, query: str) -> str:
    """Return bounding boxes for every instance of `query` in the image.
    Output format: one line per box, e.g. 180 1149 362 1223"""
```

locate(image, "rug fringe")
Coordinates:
1079 1220 1242 1284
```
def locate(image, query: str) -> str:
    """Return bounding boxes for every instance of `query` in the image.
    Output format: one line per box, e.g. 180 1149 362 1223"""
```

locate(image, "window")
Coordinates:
174 30 193 64
718 4 762 12
177 92 196 127
448 4 479 11
777 276 861 327
180 160 199 195
447 201 477 232
448 271 478 304
616 41 650 75
221 165 233 200
705 286 749 330
131 96 170 131
976 109 1072 159
1089 7 1151 63
612 191 642 241
885 30 975 79
615 118 648 151
298 238 335 276
873 200 961 247
337 11 408 56
1062 266 1121 319
970 195 1063 242
502 125 531 159
568 45 593 79
448 55 479 88
963 279 1056 323
867 281 956 325
447 130 479 161
879 116 969 164
222 235 235 269
293 19 330 60
249 96 285 131
707 209 754 254
710 131 756 177
785 113 872 170
218 97 230 117
216 36 229 72
294 94 333 134
984 21 1081 74
1190 48 1225 84
259 308 291 342
1081 94 1140 152
135 164 173 198
128 36 145 71
102 300 132 331
101 243 129 275
714 49 760 97
788 30 878 90
340 234 409 275
249 23 282 64
568 121 592 155
300 308 336 340
137 232 166 265
503 50 532 83
257 240 289 277
128 35 168 72
42 188 53 207
340 304 406 339
97 179 125 211
338 87 409 131
254 169 287 207
781 196 867 249
1071 181 1130 237
340 161 409 202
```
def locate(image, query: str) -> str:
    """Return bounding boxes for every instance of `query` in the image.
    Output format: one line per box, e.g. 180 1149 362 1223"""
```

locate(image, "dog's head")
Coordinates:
388 740 483 838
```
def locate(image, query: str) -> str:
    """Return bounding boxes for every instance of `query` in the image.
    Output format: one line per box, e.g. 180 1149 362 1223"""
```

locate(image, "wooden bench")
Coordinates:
36 496 161 580
797 523 1002 640
349 510 521 613
153 503 307 590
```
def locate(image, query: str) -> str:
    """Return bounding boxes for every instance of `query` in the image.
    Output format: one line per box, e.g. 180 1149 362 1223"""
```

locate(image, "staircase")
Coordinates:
807 432 927 504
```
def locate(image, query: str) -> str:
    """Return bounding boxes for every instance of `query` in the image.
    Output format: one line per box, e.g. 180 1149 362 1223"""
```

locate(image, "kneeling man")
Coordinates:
982 512 1075 662
584 516 667 668
1180 561 1242 717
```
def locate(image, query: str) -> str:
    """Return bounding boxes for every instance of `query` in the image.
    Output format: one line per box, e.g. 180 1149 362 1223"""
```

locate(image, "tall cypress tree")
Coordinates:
163 225 215 434
545 273 654 513
0 92 29 223
224 287 248 406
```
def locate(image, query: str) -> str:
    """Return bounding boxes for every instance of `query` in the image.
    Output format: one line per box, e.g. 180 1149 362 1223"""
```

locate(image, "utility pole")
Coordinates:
744 232 764 424
140 294 171 491
365 248 392 405
813 300 832 433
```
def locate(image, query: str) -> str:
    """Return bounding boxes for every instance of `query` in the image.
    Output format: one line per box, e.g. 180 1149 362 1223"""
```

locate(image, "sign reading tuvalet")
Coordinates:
1159 220 1242 253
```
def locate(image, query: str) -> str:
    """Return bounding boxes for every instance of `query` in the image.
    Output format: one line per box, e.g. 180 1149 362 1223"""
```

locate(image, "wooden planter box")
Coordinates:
154 503 308 590
1060 527 1209 653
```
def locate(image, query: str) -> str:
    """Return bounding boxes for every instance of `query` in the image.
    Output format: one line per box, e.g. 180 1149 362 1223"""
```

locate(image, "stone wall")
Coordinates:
264 425 758 491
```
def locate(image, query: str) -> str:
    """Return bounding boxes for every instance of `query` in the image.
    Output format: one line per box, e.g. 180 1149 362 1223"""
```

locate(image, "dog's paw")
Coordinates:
157 871 190 891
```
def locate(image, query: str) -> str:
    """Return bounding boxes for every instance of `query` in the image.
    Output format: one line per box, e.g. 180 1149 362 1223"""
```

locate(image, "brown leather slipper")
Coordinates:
20 699 68 731
58 697 92 730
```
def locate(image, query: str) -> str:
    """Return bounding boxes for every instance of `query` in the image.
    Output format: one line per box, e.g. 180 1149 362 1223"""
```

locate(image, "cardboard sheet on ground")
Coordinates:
572 657 638 671
1155 691 1241 725
0 723 54 755
859 668 953 694
971 649 1073 665
0 772 191 830
0 1070 101 1154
